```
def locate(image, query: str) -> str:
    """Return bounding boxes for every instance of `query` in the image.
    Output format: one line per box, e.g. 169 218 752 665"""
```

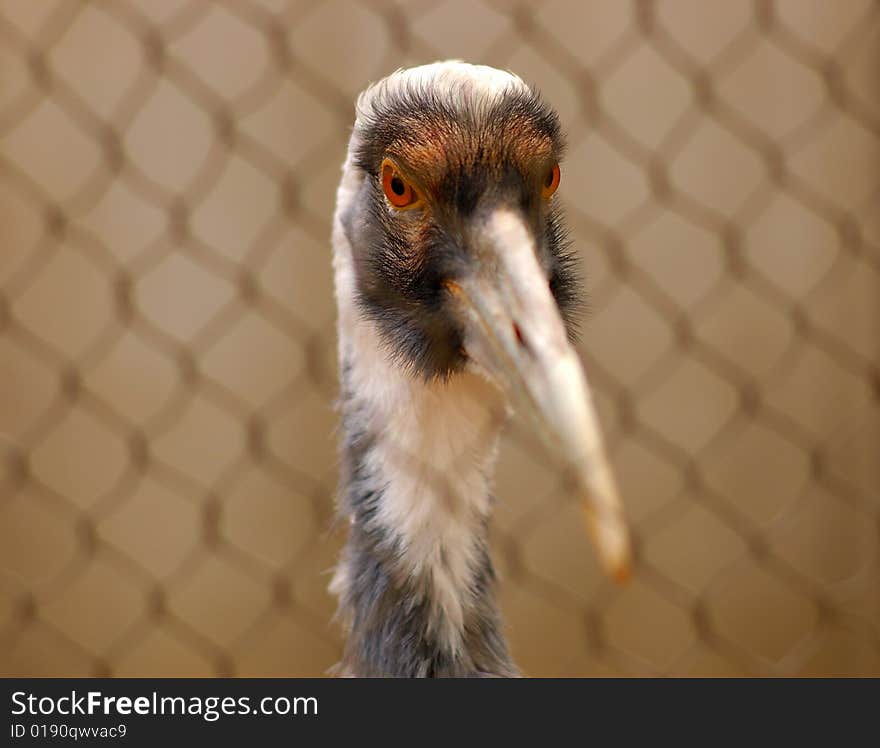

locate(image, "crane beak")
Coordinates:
447 209 631 582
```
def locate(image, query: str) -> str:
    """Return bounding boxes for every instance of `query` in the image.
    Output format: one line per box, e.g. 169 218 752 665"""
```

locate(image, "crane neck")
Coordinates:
331 316 517 677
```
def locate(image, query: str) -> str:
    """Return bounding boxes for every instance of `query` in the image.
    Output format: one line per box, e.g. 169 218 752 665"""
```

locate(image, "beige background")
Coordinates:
1 0 878 677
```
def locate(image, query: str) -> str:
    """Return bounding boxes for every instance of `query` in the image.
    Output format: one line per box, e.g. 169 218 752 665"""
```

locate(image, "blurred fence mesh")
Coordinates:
1 0 879 677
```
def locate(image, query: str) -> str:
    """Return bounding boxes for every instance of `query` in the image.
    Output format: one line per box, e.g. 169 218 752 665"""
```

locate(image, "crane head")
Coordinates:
336 62 631 582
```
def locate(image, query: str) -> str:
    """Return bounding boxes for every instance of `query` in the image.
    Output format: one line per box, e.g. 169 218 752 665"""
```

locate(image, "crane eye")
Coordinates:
542 163 561 199
381 159 420 209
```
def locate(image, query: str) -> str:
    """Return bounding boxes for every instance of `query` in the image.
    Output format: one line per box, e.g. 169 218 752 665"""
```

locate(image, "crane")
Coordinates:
330 61 630 677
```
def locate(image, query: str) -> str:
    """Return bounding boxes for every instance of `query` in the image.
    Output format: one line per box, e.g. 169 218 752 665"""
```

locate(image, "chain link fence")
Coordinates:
1 0 878 677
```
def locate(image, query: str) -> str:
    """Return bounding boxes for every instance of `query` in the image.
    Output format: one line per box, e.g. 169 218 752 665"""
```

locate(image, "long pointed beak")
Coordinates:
447 209 631 582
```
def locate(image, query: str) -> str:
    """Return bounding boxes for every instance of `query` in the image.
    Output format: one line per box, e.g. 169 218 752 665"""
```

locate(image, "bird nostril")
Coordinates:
513 322 526 349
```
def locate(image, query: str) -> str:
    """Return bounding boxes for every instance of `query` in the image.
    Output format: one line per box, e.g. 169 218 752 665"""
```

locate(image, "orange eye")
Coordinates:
542 163 561 199
381 158 420 209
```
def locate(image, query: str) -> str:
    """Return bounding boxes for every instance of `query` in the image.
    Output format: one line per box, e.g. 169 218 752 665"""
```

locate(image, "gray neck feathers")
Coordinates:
331 357 517 677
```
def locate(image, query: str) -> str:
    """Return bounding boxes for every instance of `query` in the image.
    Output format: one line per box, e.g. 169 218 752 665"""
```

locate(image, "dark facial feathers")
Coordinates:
347 79 583 380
